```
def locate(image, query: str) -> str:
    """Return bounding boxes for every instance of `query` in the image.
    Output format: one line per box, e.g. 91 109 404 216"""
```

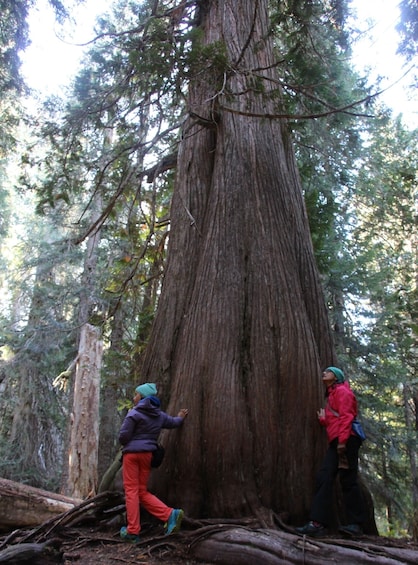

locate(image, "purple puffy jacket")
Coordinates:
119 396 184 453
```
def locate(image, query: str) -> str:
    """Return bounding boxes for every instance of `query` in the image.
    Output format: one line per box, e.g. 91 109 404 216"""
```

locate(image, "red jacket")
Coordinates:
319 381 357 444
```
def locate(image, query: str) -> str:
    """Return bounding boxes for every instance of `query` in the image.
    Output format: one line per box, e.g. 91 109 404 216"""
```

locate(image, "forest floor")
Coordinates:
36 523 418 565
2 489 417 565
3 519 418 565
59 523 210 565
58 526 418 565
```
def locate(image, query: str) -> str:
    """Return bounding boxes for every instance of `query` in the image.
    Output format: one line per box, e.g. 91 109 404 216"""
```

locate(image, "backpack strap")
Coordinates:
327 402 340 417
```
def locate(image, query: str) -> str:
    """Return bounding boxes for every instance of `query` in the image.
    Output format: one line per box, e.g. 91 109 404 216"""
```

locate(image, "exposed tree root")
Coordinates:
0 540 62 564
186 526 418 565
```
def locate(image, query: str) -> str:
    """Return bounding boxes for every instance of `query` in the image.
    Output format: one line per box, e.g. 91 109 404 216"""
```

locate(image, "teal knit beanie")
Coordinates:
135 382 158 398
325 367 345 383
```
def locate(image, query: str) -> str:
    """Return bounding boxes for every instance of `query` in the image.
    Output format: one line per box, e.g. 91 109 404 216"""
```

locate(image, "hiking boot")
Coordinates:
295 521 327 537
164 509 184 535
120 526 140 543
339 524 363 536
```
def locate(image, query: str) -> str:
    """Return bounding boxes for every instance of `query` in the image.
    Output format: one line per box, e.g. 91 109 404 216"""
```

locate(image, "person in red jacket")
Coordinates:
296 367 365 537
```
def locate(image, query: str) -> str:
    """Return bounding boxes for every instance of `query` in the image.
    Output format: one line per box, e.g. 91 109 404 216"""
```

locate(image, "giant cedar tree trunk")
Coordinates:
142 1 337 523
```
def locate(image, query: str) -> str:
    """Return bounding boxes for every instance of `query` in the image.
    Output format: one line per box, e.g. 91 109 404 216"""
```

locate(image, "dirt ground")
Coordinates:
63 528 418 565
63 545 202 564
38 524 418 565
48 523 212 565
0 520 210 565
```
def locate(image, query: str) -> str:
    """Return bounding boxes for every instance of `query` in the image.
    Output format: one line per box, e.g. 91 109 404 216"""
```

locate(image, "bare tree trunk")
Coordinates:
97 301 124 482
381 448 395 533
66 324 103 498
142 0 342 525
63 121 112 496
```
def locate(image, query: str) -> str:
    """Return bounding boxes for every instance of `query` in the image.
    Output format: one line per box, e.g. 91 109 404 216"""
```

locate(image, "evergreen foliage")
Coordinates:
0 0 30 156
343 114 417 534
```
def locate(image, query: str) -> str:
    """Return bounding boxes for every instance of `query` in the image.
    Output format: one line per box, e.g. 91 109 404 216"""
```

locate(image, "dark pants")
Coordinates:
310 436 365 526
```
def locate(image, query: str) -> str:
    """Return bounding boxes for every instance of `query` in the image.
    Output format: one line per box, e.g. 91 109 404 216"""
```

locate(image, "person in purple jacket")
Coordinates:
118 382 189 543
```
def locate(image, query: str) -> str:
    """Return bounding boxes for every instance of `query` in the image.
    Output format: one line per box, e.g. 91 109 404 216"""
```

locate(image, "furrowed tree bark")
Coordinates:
141 0 358 529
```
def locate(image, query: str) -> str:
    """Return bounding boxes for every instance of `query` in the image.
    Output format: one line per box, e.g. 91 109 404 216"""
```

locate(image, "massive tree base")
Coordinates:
0 490 417 564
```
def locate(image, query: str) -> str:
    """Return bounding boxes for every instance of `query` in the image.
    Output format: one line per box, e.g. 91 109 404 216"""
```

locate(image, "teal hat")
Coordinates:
325 367 345 384
135 382 158 398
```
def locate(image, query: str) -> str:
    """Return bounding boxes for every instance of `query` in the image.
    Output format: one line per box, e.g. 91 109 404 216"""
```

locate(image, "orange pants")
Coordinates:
122 452 172 534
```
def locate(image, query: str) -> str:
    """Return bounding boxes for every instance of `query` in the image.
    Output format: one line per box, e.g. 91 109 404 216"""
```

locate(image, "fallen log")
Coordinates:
6 491 125 546
0 478 82 531
0 492 124 562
